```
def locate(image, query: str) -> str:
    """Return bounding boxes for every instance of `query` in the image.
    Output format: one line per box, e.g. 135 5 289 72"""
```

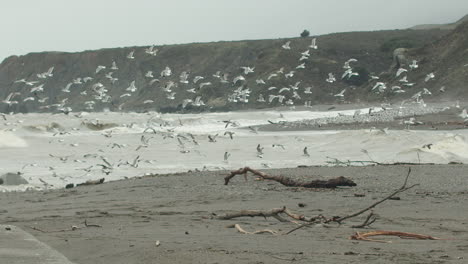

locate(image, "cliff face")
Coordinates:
0 28 449 113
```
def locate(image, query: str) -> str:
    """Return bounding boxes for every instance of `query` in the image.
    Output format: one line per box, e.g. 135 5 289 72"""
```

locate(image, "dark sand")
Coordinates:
1 164 467 264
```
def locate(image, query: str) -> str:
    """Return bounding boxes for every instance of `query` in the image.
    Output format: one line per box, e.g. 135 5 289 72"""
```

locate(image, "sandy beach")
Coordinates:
1 164 467 264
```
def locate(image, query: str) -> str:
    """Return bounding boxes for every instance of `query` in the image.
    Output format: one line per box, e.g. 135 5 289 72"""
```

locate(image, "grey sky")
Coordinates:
1 0 467 61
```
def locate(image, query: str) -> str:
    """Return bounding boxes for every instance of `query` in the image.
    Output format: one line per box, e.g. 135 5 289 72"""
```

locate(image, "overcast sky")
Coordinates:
1 0 467 61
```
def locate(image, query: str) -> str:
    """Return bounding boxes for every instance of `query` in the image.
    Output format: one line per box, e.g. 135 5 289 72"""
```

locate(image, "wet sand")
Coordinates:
1 164 467 264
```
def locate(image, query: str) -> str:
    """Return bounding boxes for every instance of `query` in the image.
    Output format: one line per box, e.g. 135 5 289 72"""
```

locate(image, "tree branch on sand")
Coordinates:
224 167 357 188
28 219 102 233
349 230 442 243
218 168 429 240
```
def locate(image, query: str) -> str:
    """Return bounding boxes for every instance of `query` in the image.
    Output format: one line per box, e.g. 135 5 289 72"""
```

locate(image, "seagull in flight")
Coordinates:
424 72 435 82
309 38 318 49
127 50 135 59
282 41 291 50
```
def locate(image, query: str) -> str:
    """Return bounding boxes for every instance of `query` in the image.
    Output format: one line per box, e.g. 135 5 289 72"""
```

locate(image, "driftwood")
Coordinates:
351 211 378 228
227 224 278 235
224 167 356 188
29 219 101 233
285 168 417 234
218 207 289 222
77 178 105 186
349 230 442 243
217 206 325 223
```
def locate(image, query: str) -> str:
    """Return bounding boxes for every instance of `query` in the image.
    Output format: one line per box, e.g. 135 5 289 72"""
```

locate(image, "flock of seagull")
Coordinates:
1 36 448 116
1 36 467 189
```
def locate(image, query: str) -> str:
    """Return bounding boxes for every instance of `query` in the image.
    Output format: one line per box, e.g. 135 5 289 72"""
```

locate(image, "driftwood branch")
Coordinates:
349 230 442 243
217 207 324 223
224 167 356 188
29 219 101 233
286 167 417 235
217 207 289 222
227 224 278 235
334 167 416 223
351 211 378 228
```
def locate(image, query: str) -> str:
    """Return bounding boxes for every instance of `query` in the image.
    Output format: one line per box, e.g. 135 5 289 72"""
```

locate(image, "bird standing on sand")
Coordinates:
303 147 310 157
224 151 231 162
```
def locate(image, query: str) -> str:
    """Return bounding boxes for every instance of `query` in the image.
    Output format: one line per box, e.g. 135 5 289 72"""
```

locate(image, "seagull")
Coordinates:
240 66 254 75
422 88 432 95
304 87 313 94
199 82 212 89
272 144 285 150
179 72 189 83
257 94 266 102
439 86 446 93
224 151 231 162
166 92 176 100
111 61 119 70
267 73 278 80
334 89 346 98
23 97 35 102
25 80 39 86
30 84 44 93
232 75 245 84
256 79 266 84
282 41 291 50
301 49 310 57
303 147 310 157
145 45 158 56
326 73 336 83
145 71 154 78
193 76 204 83
425 72 435 82
208 134 218 142
43 67 54 78
126 81 137 92
296 63 306 69
161 66 172 77
309 38 318 49
459 109 468 119
422 144 433 150
61 82 73 93
224 131 235 139
285 71 295 78
409 60 418 69
248 126 259 134
96 65 106 74
127 50 135 59
222 120 239 128
372 82 387 92
256 144 264 155
396 68 407 77
279 87 290 93
2 92 21 105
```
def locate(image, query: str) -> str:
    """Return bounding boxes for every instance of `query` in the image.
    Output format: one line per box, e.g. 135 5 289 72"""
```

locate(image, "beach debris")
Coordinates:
224 167 356 188
285 168 418 234
349 231 442 243
227 224 278 235
351 211 378 228
76 178 105 186
29 219 101 233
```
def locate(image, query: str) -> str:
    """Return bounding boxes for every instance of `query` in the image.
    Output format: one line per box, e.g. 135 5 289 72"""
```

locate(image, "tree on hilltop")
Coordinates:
300 30 310 38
